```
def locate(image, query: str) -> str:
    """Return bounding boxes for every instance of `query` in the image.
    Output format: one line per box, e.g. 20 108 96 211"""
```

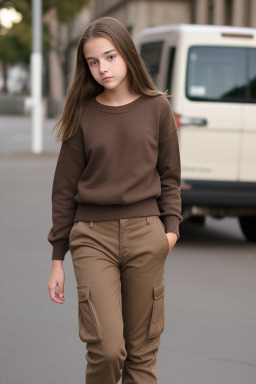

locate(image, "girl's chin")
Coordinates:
102 84 119 91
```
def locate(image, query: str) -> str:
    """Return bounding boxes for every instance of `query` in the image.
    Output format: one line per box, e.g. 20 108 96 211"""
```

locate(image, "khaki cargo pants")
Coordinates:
69 215 170 384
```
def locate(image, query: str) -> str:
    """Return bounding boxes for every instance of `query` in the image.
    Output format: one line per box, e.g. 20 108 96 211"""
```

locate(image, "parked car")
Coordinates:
135 24 256 241
7 64 29 94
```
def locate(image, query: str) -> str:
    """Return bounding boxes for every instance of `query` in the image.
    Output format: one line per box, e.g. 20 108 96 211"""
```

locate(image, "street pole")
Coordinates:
31 0 43 154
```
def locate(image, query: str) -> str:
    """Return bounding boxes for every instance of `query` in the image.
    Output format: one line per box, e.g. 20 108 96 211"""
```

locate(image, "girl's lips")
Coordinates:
103 77 112 82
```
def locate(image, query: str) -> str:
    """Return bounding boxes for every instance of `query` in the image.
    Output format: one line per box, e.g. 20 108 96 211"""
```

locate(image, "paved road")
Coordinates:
0 114 60 154
1 116 256 384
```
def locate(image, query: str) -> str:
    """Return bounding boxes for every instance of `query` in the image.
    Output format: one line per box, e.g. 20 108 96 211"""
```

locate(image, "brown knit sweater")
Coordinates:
48 94 183 260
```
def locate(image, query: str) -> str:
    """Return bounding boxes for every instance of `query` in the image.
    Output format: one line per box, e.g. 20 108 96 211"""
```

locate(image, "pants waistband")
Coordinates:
88 216 152 228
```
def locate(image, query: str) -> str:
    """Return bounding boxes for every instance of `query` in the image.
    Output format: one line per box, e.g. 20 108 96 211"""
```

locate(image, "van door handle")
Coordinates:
180 116 207 127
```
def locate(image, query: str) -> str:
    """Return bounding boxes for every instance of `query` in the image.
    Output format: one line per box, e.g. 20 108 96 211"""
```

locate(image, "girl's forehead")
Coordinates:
83 37 117 57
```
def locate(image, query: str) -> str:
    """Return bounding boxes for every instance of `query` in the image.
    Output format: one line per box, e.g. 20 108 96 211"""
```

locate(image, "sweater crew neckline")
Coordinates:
93 95 146 113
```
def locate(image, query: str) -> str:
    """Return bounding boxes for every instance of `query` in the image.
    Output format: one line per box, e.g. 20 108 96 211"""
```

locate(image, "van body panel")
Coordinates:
168 33 188 112
239 104 256 181
239 132 256 181
180 99 242 180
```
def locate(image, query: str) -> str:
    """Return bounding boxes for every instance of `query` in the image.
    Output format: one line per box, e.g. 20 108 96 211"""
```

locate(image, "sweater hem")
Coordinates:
74 197 160 221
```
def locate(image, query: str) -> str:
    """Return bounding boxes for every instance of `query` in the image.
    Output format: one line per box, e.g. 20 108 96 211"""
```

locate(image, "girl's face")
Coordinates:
83 37 128 93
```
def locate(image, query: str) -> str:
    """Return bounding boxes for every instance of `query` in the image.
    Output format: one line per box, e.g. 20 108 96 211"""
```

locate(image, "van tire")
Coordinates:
239 216 256 242
188 216 205 226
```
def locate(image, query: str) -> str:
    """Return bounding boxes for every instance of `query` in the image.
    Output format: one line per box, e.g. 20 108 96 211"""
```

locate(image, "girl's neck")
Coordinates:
96 89 141 107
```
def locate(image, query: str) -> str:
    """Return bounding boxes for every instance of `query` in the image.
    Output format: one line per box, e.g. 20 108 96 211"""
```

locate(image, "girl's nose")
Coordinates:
99 61 107 74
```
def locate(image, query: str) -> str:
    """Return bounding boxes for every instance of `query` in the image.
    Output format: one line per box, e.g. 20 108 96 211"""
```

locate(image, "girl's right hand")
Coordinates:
48 260 66 304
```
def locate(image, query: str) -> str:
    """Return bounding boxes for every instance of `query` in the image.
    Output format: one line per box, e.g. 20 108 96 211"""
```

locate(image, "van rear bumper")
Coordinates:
181 180 256 207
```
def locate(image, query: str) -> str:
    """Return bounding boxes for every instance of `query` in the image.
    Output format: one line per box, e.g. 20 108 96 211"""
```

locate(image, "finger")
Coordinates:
49 286 64 304
58 283 65 300
55 293 65 302
55 292 65 303
51 293 64 304
49 286 56 301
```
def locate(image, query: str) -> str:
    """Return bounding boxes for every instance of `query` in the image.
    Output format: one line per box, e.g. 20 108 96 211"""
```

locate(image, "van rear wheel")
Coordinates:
239 216 256 242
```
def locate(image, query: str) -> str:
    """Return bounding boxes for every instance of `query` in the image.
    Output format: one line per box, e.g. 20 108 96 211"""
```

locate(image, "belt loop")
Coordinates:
146 217 150 225
89 221 94 228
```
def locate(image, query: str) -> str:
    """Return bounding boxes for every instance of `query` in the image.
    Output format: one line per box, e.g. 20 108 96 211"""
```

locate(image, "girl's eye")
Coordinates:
108 55 116 61
89 61 97 67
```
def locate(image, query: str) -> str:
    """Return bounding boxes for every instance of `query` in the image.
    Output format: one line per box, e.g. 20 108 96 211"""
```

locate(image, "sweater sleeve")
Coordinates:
48 126 86 260
156 99 183 238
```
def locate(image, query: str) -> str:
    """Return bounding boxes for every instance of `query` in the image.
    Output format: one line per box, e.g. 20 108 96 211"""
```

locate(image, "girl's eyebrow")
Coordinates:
104 49 116 55
86 49 116 61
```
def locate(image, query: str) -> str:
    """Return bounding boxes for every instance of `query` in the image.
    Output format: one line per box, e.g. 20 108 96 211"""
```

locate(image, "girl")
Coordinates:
48 16 182 384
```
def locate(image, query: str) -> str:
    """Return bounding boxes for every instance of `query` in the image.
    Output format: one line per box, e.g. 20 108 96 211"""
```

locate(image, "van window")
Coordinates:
186 46 256 102
140 41 163 84
249 49 256 99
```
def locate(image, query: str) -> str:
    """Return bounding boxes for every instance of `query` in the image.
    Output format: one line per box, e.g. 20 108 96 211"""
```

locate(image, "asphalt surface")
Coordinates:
0 116 256 384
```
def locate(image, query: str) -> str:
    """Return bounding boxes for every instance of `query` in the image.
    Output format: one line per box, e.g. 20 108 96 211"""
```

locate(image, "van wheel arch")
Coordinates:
239 216 256 242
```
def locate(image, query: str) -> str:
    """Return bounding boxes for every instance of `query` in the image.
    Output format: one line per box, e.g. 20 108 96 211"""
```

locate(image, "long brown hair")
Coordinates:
54 17 165 141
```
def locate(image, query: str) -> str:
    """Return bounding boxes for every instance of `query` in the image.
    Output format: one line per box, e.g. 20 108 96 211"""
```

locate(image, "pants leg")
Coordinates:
120 216 169 384
70 220 127 384
69 216 169 384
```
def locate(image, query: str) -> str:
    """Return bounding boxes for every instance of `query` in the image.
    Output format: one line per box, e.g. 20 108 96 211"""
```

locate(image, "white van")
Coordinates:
135 24 256 241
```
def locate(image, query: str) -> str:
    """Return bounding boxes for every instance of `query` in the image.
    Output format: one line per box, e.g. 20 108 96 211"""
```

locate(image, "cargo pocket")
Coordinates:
148 282 165 338
77 286 102 343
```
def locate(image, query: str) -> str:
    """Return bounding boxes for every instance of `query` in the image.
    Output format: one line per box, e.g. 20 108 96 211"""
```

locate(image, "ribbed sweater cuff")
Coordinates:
51 240 69 261
162 216 180 239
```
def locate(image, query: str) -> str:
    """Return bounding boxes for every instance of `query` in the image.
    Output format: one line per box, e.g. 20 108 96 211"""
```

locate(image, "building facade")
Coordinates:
91 0 256 37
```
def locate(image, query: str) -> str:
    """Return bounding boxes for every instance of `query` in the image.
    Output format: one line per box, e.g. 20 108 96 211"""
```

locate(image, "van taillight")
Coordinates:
174 114 180 130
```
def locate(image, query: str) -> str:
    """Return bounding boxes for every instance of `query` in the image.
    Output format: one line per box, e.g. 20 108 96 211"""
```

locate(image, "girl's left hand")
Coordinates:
166 232 178 252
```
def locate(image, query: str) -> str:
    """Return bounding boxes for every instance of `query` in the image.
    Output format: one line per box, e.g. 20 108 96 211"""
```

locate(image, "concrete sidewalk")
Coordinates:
0 116 85 384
